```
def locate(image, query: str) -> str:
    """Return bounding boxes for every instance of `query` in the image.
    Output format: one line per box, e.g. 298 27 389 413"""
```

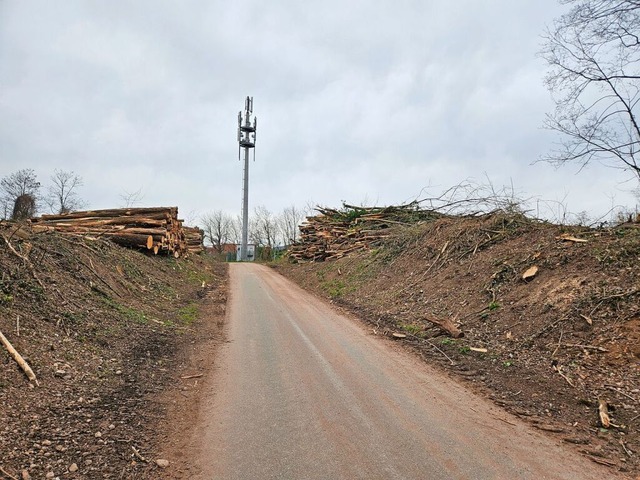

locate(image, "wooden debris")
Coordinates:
0 329 39 386
30 207 204 258
426 316 463 338
552 364 575 387
0 233 46 291
557 234 588 243
469 347 488 353
521 265 538 281
562 343 607 352
598 399 611 428
289 203 441 262
586 455 617 467
619 439 633 457
392 333 407 339
579 313 593 326
535 424 566 433
0 466 18 480
131 446 147 462
181 373 204 380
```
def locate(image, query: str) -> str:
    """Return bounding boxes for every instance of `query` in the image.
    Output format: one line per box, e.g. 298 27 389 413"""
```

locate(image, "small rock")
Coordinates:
45 472 54 479
21 470 31 480
108 424 115 430
69 463 78 473
155 459 170 468
94 432 102 438
42 440 52 446
115 370 122 375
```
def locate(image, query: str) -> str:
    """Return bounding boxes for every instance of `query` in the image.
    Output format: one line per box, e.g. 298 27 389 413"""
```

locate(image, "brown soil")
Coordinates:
0 226 226 479
274 213 640 477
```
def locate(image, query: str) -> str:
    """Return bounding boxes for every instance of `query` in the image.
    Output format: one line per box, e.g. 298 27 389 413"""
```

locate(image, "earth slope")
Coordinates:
0 225 226 479
276 212 640 477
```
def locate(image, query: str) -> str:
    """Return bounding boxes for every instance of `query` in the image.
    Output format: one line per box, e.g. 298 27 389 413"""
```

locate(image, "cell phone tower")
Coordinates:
237 96 257 261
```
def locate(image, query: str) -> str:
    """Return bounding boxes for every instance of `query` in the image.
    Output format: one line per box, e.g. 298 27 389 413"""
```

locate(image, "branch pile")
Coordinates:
30 207 203 257
288 204 441 262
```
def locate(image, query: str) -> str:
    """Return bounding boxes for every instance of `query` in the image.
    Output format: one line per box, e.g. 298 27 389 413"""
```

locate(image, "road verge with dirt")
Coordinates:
275 212 640 477
0 226 226 479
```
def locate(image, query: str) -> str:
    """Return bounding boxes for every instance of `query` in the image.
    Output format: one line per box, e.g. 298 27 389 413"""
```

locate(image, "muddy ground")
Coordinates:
0 225 227 480
274 213 640 477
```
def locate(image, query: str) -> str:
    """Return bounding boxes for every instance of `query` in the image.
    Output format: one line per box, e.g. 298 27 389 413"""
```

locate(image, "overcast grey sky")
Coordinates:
1 1 638 224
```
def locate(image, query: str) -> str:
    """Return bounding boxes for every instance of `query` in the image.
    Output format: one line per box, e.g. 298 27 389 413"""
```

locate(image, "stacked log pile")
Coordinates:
184 226 205 255
288 204 441 262
31 207 203 257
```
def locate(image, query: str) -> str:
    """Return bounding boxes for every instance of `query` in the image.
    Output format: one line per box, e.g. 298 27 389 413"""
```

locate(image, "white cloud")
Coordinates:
0 0 637 224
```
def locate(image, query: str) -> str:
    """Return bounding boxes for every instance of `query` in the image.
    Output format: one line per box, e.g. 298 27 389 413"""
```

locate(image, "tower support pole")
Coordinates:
240 144 250 261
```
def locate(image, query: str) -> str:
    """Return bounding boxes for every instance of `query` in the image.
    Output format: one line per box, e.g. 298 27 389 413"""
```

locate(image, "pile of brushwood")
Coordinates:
277 207 640 476
288 203 442 262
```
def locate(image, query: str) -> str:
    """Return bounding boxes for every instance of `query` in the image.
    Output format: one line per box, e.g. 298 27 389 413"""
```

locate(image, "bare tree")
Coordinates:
229 214 243 244
119 187 145 208
540 1 640 179
200 210 233 253
278 205 306 245
251 205 279 247
1 169 40 219
46 169 85 214
1 198 10 220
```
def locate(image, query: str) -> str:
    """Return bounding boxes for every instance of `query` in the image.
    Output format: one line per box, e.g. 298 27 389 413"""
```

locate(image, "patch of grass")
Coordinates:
440 338 455 346
458 345 471 354
0 293 13 305
186 268 212 286
502 360 514 368
122 306 148 324
102 297 149 324
177 303 199 325
121 261 144 279
400 323 422 335
62 311 86 324
488 301 501 311
17 280 45 299
321 279 349 298
152 282 177 298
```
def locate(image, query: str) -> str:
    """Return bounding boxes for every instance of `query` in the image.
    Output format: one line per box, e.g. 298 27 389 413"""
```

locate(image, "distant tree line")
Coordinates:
200 204 310 252
1 168 85 221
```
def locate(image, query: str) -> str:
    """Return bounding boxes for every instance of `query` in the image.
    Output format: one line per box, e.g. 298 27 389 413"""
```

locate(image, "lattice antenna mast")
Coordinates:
237 96 257 261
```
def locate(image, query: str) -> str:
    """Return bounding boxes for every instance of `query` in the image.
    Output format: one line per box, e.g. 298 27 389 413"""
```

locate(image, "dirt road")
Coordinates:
183 263 617 479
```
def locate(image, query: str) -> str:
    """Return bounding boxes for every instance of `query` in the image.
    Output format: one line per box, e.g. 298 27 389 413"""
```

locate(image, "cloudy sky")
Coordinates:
1 0 638 225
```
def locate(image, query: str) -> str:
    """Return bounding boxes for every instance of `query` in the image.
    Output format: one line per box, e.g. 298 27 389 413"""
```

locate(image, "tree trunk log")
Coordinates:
0 328 39 385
